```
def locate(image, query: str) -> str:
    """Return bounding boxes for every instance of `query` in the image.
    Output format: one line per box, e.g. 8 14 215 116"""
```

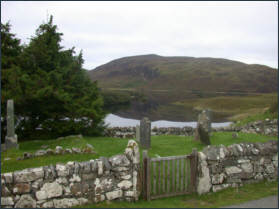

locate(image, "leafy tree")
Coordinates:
1 16 107 140
1 21 23 142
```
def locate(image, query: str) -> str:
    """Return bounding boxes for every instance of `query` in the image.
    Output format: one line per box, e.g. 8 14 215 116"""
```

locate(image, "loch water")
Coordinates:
103 90 234 128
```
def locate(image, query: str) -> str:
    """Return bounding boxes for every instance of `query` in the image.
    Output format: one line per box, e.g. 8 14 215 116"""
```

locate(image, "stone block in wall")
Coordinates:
222 158 237 166
202 145 219 161
69 181 89 197
1 197 14 206
237 159 250 164
196 152 212 195
80 161 92 173
14 167 44 183
226 176 242 183
56 163 70 177
264 140 278 153
248 144 259 156
3 173 13 183
1 186 12 197
124 148 133 162
272 160 278 168
240 163 253 173
133 170 141 202
225 145 234 156
37 181 63 199
52 198 88 208
126 140 140 164
219 144 229 158
109 154 130 167
50 164 57 178
254 142 269 155
105 189 123 201
231 144 244 157
41 200 54 208
100 157 112 171
13 183 31 194
94 175 116 194
43 166 54 179
254 173 264 181
89 160 98 172
241 143 252 156
264 164 275 174
254 162 264 173
210 164 223 174
224 166 242 175
211 173 226 184
117 180 133 190
15 194 36 208
237 172 255 179
82 173 96 181
69 174 81 182
94 194 105 203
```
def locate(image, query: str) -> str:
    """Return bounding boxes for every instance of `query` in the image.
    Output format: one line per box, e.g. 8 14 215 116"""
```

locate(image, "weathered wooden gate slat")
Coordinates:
153 161 156 195
143 148 197 201
162 161 165 194
172 159 175 193
176 159 179 192
167 160 170 193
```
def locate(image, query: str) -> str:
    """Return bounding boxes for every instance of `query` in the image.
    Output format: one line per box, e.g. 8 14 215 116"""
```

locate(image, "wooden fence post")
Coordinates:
189 148 197 194
147 156 151 201
142 150 148 200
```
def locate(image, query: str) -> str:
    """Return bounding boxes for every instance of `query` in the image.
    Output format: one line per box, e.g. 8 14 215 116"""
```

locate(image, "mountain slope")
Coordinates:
87 54 278 93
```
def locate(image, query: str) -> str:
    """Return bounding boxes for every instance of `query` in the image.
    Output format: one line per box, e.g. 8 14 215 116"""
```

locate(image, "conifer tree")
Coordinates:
1 21 23 142
1 16 107 140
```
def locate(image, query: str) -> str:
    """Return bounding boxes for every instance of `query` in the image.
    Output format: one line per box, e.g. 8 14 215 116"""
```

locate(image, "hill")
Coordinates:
87 54 278 93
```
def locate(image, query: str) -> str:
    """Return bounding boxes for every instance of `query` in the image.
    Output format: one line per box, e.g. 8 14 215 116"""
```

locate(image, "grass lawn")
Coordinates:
1 133 278 208
1 132 277 173
174 93 278 123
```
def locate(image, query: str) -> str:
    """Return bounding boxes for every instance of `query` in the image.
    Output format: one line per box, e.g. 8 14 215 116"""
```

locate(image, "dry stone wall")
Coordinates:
103 119 278 138
196 140 278 195
1 140 141 208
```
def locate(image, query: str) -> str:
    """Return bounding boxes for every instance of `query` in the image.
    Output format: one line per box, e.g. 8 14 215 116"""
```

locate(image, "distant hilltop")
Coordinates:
87 54 278 93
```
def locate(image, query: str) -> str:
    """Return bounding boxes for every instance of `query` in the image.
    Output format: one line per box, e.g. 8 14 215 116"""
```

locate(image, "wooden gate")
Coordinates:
142 148 198 201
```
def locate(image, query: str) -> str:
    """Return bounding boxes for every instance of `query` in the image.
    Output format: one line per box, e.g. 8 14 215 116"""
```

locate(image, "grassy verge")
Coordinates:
1 133 278 208
1 133 277 173
173 93 278 122
72 180 278 208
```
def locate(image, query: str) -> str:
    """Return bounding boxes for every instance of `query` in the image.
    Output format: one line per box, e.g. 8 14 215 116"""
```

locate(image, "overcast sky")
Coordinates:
2 1 278 70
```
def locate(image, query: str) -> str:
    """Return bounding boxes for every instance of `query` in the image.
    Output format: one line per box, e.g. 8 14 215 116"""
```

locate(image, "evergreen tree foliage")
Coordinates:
1 16 107 140
1 21 23 142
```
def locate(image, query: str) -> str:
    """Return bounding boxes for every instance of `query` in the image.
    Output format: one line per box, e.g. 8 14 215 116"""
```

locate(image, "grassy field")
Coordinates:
174 93 278 123
1 132 277 173
1 133 278 208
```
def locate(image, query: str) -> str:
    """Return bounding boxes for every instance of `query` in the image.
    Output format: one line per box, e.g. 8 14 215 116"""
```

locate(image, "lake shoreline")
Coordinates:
105 114 231 128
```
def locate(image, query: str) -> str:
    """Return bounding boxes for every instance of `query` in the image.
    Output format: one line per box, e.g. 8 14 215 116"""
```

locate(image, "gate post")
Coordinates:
146 156 151 201
142 150 148 200
189 148 198 194
142 150 151 201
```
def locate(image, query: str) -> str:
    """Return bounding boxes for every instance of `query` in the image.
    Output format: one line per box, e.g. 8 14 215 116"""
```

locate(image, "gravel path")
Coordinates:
221 195 278 208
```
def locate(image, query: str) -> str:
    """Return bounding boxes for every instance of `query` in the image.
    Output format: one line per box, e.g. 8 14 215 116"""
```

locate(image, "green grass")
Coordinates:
73 180 278 208
1 132 277 173
1 133 278 208
174 93 278 123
